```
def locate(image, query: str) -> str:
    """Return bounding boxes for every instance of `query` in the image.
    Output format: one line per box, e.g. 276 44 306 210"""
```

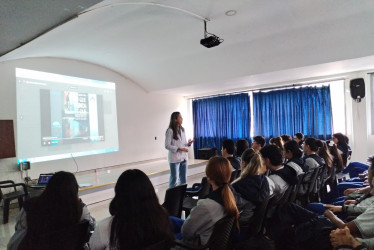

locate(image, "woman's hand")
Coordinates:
178 147 189 152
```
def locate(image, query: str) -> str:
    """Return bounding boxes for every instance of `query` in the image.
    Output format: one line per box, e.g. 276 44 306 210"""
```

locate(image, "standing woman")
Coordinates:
165 112 193 188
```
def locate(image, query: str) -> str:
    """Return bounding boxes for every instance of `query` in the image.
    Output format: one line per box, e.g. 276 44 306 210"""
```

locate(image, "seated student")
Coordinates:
252 135 266 151
327 140 344 174
172 156 239 247
299 138 325 194
294 132 305 149
222 139 241 171
324 202 374 244
8 171 95 250
323 157 373 204
270 199 374 249
283 140 305 175
260 145 298 202
308 161 374 215
269 136 284 151
317 140 334 189
333 133 351 169
89 169 174 250
235 139 249 159
280 134 292 144
231 148 270 223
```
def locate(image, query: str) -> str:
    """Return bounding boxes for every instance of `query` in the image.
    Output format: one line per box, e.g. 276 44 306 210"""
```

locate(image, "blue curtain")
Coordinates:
253 86 333 141
192 93 251 156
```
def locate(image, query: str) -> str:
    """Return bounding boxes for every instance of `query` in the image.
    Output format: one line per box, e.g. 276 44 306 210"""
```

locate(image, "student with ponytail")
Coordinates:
178 156 239 246
231 148 270 223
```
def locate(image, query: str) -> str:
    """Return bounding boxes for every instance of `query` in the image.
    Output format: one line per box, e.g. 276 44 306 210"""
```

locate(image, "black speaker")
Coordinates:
350 78 365 102
197 148 217 160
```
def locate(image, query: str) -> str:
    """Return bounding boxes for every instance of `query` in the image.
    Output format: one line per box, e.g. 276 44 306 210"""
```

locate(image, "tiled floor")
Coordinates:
0 159 207 249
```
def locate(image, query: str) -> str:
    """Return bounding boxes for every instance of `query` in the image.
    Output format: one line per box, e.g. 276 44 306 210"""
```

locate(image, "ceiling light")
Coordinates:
225 10 237 16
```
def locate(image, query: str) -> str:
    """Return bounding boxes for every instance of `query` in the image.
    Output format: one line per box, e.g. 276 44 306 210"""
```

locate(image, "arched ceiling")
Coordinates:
2 0 374 96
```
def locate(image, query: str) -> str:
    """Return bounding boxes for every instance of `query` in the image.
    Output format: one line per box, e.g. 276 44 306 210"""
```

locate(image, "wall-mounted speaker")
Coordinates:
350 78 365 102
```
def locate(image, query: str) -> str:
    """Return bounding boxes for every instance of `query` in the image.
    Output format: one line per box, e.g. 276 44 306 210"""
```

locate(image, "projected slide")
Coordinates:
40 90 104 145
16 68 119 163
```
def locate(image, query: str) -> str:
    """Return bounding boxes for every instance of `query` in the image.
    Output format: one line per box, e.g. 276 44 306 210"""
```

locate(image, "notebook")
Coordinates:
30 173 54 188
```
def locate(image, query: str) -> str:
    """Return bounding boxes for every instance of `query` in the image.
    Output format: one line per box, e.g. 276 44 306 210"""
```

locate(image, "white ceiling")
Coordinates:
2 0 374 97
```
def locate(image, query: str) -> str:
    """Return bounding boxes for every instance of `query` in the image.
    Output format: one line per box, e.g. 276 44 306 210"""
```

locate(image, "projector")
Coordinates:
200 35 223 48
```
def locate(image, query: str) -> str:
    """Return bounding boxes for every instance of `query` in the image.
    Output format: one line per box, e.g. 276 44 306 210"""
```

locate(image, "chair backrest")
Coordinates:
280 184 295 205
205 215 236 250
0 181 29 201
197 177 211 199
19 220 90 250
307 166 323 195
230 170 240 183
162 184 187 217
290 173 306 202
244 194 274 237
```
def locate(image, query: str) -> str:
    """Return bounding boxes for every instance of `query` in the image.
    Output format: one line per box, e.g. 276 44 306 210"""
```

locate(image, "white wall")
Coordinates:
334 70 371 163
0 57 187 182
1 57 373 182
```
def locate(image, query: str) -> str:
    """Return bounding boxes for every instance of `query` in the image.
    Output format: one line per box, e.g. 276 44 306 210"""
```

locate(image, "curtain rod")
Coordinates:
188 77 346 100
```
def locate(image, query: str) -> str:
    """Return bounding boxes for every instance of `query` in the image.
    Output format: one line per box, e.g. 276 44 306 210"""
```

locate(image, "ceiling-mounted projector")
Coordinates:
200 35 222 48
200 20 223 48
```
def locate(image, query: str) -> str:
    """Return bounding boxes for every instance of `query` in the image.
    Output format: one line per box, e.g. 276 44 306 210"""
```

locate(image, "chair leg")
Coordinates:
3 199 10 224
18 197 24 209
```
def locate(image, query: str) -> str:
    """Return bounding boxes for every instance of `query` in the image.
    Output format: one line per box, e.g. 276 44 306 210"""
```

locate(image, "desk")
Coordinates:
27 186 44 198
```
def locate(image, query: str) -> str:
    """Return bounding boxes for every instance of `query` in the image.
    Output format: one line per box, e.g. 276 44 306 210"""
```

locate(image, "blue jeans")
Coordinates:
169 160 187 188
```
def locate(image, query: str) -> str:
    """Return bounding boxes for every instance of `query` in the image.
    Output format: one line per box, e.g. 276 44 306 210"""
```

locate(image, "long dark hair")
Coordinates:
333 133 349 153
24 171 82 239
317 141 333 168
333 133 349 166
328 142 344 172
168 111 184 140
109 169 173 250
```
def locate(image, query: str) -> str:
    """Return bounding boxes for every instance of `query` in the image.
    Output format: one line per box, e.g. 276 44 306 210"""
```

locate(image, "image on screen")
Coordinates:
16 68 119 163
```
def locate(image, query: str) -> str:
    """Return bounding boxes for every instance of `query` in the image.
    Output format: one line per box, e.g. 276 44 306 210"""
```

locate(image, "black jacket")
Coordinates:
232 174 270 205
